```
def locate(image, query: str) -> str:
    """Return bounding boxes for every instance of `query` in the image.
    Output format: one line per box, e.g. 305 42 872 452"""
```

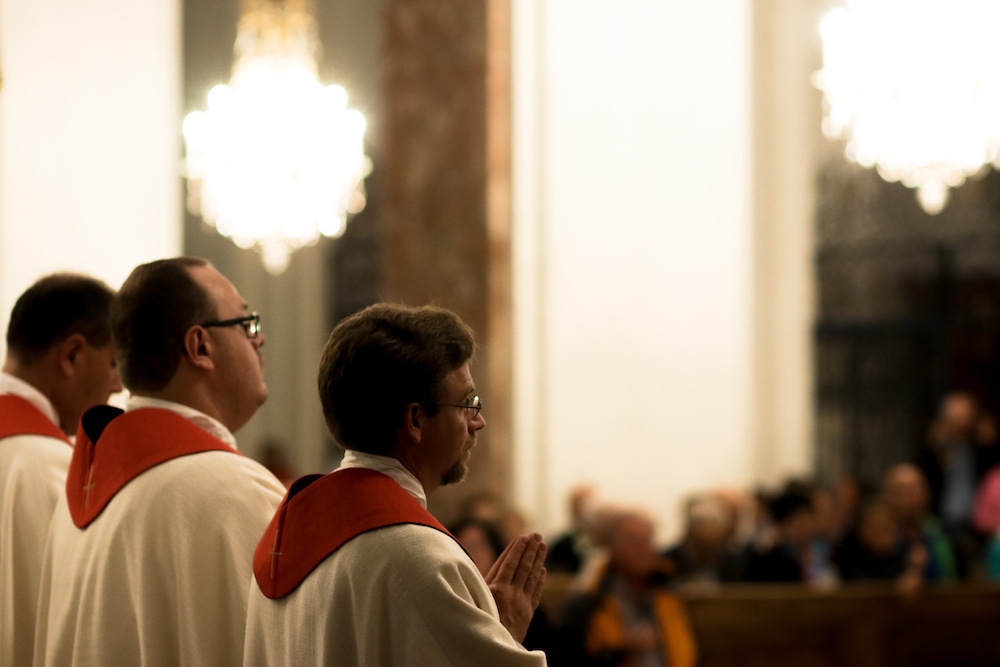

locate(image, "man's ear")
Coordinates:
183 326 214 371
402 402 423 444
57 334 88 378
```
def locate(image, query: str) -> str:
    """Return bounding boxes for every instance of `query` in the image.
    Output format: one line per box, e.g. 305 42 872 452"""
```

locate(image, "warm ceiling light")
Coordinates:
182 0 370 274
814 0 1000 214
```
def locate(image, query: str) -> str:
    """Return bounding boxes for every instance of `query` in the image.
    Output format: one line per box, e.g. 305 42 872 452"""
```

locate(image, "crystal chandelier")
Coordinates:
814 0 1000 214
182 0 370 274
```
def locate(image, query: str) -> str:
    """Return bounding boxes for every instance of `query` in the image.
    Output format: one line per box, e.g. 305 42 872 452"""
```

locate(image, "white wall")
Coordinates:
513 0 758 540
0 0 182 347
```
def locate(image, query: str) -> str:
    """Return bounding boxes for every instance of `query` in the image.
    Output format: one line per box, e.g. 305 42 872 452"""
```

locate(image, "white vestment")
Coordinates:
0 373 69 667
33 397 285 667
243 451 548 667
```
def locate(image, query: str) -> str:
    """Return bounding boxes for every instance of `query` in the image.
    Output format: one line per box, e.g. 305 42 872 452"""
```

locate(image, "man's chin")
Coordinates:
441 460 469 487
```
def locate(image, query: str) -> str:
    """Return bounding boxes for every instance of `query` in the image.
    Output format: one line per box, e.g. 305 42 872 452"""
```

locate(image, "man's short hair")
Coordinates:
6 274 115 364
318 303 475 455
112 257 216 392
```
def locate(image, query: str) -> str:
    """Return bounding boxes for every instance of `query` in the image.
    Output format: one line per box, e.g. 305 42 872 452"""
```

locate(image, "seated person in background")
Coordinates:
920 391 999 574
833 476 864 543
460 490 530 545
807 485 838 584
883 464 958 581
743 487 816 583
833 500 927 593
744 488 778 553
562 509 697 667
662 494 744 585
548 484 598 573
452 517 507 577
833 500 908 580
987 536 1000 580
0 274 121 667
974 466 1000 580
974 467 1000 534
453 516 560 659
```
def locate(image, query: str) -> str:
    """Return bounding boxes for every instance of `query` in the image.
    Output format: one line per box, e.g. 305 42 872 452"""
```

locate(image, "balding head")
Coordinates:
608 509 657 582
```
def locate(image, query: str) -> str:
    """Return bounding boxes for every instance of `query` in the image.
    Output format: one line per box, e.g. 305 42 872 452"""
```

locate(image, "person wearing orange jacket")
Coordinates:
561 509 697 667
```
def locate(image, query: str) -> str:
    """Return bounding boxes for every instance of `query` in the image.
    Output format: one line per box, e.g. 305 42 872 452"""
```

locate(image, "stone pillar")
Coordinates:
383 0 512 524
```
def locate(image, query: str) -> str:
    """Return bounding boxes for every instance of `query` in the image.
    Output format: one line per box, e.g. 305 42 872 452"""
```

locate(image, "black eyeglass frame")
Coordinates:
200 312 261 339
439 395 483 417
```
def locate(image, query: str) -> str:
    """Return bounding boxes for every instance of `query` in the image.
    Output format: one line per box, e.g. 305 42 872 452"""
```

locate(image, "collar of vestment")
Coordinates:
125 394 238 450
0 394 70 443
0 371 64 434
254 467 464 599
338 449 427 507
66 405 242 528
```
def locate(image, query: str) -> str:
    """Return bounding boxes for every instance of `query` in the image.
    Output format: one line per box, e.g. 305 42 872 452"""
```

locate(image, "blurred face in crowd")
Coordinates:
684 497 731 562
884 465 929 523
781 507 816 549
812 490 836 541
688 517 728 564
455 524 499 577
835 477 861 527
612 514 657 582
942 393 976 438
859 504 899 557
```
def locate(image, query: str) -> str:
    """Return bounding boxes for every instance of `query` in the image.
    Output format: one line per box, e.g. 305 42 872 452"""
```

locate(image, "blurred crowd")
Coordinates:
442 389 1000 667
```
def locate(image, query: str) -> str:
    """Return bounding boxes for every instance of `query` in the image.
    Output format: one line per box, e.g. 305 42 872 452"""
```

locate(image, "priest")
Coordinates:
244 304 549 666
34 258 286 667
0 274 120 667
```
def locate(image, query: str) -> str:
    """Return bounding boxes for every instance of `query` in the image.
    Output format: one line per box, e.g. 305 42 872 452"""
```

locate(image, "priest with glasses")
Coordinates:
244 303 549 666
34 257 285 667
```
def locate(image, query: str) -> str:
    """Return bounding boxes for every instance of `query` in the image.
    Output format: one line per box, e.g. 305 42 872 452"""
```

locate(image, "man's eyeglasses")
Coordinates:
440 395 483 418
200 312 261 339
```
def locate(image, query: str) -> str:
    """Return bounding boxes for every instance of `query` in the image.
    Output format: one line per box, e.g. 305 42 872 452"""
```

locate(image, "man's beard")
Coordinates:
441 459 469 486
441 439 475 486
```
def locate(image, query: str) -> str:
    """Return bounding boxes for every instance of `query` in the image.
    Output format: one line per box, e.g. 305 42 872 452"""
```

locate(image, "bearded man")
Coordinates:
244 303 549 666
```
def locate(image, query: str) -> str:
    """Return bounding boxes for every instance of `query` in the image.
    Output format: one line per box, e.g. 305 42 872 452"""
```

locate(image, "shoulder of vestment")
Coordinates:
0 394 69 443
66 405 241 528
254 467 465 598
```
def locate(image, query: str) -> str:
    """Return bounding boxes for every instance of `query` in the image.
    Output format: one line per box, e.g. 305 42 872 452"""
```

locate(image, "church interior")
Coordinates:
2 0 1000 664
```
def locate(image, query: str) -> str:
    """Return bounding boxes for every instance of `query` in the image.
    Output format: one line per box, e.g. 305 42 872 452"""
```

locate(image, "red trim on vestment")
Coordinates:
0 394 69 443
66 406 241 528
254 467 462 599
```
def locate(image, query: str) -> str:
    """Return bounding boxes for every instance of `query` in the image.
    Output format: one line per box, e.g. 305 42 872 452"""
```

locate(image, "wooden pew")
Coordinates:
540 578 1000 667
685 583 1000 667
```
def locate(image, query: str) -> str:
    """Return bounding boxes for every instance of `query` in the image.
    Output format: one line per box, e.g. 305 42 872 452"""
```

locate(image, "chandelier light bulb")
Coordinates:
815 0 1000 214
182 0 370 274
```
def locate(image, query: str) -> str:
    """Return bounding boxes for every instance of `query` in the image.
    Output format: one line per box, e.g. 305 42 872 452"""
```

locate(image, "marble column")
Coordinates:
383 0 512 524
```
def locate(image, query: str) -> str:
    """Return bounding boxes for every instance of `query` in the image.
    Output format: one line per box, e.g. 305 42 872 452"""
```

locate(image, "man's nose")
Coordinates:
253 332 266 349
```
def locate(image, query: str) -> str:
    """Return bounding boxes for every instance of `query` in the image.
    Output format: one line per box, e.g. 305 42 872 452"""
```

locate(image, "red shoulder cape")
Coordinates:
66 405 240 528
0 394 69 443
254 467 461 599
